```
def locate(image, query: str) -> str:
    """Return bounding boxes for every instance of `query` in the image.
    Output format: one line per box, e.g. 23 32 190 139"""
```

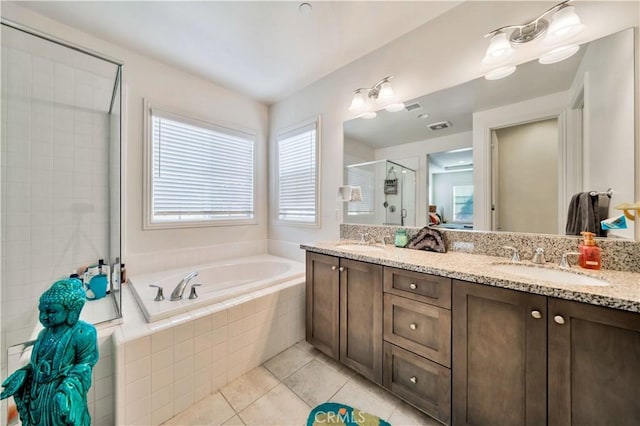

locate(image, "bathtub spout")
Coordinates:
170 271 199 301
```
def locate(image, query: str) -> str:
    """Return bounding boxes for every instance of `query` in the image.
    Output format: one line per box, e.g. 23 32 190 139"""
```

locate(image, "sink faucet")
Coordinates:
170 271 199 301
502 246 520 263
532 247 546 264
559 252 581 269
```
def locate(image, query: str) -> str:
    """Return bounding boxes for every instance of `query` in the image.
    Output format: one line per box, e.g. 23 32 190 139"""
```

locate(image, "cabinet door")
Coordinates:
452 280 546 426
306 252 339 360
340 258 383 384
548 298 640 425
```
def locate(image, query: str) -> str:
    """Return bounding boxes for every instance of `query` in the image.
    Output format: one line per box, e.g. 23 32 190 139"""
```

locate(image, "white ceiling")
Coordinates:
17 1 460 104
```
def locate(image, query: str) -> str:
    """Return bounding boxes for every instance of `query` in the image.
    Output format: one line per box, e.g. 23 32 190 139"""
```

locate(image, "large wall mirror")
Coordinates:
343 27 636 240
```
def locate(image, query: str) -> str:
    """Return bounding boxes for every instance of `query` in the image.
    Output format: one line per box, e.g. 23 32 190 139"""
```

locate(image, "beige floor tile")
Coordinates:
222 415 245 425
284 359 350 408
238 383 311 426
315 352 356 378
162 392 235 426
220 367 279 412
387 400 443 426
294 339 321 357
263 346 315 380
330 375 400 421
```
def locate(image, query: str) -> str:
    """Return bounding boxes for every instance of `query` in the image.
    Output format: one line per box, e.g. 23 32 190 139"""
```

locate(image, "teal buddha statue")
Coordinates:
1 279 98 425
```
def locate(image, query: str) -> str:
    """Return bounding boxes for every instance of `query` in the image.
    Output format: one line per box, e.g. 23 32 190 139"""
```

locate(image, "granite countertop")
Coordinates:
301 241 640 313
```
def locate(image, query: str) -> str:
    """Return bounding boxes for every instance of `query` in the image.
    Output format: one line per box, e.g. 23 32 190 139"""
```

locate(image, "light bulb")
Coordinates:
544 6 584 44
348 91 365 113
539 44 580 64
482 32 514 65
485 65 517 80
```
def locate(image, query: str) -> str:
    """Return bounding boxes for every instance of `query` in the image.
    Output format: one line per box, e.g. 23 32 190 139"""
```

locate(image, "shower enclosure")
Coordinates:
344 159 416 226
1 21 123 353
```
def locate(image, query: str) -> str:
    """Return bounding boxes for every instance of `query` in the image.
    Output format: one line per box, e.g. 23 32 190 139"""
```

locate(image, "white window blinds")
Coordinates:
150 110 255 225
346 167 374 215
277 119 319 224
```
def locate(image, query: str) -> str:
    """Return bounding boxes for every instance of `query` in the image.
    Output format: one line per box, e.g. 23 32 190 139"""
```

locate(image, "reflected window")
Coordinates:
453 185 473 223
346 167 374 216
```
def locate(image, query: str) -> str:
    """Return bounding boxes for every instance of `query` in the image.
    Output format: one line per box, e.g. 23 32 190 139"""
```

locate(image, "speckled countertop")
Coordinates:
301 241 640 313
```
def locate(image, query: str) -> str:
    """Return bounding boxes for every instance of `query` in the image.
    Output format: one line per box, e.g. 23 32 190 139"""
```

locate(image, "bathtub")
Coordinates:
129 254 305 322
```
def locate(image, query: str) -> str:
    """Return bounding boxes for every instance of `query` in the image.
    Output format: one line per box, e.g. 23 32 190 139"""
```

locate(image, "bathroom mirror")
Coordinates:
343 27 636 240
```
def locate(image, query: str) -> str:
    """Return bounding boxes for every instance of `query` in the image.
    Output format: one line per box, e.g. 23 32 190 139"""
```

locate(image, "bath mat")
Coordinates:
307 402 391 426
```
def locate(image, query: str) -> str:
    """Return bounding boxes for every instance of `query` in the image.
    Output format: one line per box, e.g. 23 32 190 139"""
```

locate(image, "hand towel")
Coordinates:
406 226 446 253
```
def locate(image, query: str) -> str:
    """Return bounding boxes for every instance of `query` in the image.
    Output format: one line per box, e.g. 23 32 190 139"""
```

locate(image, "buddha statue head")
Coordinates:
38 278 86 328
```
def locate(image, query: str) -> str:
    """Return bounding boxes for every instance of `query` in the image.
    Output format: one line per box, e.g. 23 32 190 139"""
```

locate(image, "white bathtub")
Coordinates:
129 254 305 322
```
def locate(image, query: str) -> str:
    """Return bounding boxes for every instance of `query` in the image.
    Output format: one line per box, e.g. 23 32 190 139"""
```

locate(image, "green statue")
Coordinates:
1 279 98 425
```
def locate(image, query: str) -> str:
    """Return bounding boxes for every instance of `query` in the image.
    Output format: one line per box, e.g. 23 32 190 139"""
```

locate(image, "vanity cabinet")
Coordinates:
453 279 640 426
305 252 383 384
382 267 452 425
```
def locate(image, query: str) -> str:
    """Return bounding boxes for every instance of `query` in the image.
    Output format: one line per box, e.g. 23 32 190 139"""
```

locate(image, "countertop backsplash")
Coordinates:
340 224 640 273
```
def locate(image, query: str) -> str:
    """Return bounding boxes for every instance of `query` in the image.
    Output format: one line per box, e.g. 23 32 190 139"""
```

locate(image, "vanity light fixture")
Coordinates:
481 0 585 80
349 76 405 119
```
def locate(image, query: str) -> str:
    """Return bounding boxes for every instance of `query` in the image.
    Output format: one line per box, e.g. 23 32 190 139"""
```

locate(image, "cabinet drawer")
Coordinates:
384 267 451 308
384 294 451 367
383 342 451 425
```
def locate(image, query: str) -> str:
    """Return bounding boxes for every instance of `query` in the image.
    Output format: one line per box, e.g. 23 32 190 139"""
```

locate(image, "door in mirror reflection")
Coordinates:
492 118 559 234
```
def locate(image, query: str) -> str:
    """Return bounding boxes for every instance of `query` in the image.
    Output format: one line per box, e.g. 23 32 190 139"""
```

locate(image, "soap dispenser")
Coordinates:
579 231 602 270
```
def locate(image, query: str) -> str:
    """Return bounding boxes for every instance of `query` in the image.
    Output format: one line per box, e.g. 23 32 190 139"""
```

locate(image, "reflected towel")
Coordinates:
565 192 608 237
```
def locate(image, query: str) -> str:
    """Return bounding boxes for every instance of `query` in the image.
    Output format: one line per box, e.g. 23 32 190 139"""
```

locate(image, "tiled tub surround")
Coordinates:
302 239 640 313
114 275 306 425
341 224 640 273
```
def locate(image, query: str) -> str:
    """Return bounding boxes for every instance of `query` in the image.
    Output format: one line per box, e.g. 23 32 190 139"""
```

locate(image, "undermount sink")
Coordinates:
335 244 385 252
491 263 609 286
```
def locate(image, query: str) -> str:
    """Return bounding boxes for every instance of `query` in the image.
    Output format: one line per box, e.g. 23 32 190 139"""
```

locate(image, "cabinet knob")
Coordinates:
410 323 417 330
531 310 542 319
409 283 417 290
554 315 566 325
410 376 417 384
339 267 345 272
331 266 337 270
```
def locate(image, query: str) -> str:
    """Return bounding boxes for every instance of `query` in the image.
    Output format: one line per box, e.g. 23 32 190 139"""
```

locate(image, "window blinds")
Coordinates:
277 121 318 223
151 112 254 223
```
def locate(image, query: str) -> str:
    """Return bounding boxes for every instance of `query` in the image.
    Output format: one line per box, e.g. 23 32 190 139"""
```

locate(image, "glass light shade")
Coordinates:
539 44 580 64
485 65 517 80
482 32 514 65
544 6 584 44
377 81 394 100
348 91 365 113
385 102 405 112
360 111 377 119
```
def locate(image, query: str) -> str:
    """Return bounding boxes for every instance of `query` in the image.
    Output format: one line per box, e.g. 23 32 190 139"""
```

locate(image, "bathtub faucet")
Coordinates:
170 271 199 301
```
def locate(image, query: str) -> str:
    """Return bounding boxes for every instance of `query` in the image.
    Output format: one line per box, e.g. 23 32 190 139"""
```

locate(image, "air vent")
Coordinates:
405 102 422 112
427 121 451 131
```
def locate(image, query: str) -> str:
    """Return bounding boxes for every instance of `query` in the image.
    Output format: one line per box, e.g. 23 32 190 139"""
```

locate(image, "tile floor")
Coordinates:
162 340 442 426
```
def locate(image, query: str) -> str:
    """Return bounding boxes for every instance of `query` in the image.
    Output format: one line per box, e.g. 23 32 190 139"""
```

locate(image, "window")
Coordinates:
346 166 374 216
144 104 256 228
453 185 473 223
276 117 320 225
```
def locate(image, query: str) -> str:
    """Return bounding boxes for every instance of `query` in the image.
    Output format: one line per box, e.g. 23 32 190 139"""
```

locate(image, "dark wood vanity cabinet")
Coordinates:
453 279 640 426
547 298 640 425
305 252 383 384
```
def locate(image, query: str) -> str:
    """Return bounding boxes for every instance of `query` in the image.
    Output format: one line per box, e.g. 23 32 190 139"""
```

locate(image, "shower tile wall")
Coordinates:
1 45 112 351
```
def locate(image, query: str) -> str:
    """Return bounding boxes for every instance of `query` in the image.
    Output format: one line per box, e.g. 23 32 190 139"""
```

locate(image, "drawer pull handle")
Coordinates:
531 310 542 319
410 323 417 330
554 315 565 325
331 266 337 270
409 283 417 290
410 376 417 384
339 267 345 272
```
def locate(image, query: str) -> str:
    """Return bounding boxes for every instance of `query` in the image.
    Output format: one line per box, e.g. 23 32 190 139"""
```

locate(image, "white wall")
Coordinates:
573 28 635 239
268 1 639 256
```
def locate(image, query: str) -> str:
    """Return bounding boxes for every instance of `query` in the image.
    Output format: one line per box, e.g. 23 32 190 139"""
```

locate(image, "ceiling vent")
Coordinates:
404 102 422 112
428 121 451 131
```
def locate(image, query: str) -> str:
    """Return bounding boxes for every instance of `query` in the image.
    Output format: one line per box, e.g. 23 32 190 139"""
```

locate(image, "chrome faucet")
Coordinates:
559 252 581 269
502 246 521 263
532 247 546 264
170 271 199 301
